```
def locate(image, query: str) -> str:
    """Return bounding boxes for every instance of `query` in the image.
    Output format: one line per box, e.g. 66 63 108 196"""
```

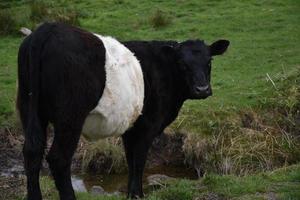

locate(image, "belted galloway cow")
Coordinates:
17 22 229 199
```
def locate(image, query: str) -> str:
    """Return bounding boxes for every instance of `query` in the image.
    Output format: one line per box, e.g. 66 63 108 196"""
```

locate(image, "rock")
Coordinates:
106 191 121 197
194 193 223 200
71 177 87 192
90 185 106 195
147 174 174 186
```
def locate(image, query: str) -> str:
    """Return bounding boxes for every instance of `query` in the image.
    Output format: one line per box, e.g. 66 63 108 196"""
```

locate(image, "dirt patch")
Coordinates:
0 175 26 200
0 127 26 199
0 127 24 174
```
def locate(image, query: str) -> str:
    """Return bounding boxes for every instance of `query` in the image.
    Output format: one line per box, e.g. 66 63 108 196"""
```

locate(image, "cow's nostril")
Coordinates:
196 85 209 92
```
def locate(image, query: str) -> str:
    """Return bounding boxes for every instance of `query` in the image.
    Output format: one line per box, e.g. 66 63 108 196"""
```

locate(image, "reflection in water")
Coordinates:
73 165 197 193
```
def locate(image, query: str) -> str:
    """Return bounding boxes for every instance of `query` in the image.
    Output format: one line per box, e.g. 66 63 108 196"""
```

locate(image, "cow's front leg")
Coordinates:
122 131 154 198
130 140 150 198
122 133 134 196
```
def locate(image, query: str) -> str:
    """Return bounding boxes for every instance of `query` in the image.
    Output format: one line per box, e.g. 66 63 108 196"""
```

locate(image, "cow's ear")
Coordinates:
210 40 230 56
161 45 177 58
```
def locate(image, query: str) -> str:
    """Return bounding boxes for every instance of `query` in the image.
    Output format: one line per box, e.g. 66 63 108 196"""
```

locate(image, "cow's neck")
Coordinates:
123 41 187 123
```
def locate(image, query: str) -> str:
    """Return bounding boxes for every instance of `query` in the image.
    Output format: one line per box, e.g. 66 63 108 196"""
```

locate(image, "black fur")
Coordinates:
17 22 229 199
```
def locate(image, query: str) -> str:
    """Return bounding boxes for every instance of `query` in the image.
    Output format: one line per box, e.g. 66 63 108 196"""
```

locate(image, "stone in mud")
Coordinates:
71 177 87 192
147 174 174 186
91 185 106 195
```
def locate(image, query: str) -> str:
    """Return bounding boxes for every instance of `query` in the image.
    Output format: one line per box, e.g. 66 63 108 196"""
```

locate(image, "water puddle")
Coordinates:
72 165 197 193
1 164 196 195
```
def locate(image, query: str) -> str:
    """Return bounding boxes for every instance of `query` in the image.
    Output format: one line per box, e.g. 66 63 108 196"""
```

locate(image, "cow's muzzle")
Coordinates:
193 85 212 99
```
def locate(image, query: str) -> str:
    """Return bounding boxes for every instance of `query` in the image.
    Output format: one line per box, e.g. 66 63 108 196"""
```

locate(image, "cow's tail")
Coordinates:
18 23 55 155
20 27 32 36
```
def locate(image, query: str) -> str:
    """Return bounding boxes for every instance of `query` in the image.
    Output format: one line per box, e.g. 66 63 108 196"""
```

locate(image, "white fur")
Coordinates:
82 34 144 140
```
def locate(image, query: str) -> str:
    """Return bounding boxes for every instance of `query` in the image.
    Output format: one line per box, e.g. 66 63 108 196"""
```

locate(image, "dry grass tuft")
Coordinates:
29 0 80 26
29 0 48 22
0 9 18 35
149 9 172 29
183 113 300 176
82 137 127 174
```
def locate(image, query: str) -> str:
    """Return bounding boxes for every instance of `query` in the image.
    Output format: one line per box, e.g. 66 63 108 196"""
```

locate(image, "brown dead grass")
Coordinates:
81 137 127 174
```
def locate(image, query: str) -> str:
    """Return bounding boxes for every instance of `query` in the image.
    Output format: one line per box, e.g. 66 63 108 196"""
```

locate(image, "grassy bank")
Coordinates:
148 163 300 200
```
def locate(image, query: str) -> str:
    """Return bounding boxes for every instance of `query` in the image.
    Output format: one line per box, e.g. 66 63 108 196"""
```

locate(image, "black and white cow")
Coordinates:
17 22 229 200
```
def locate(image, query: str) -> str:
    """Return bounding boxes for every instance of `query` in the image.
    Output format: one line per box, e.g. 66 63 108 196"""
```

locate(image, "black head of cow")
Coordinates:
162 39 230 99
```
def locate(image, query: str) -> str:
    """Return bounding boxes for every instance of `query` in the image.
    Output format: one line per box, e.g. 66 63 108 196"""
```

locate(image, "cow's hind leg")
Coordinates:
23 118 48 200
46 121 83 200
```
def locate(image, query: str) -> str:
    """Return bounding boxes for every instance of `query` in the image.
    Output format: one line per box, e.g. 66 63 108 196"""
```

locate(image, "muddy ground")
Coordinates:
0 127 25 199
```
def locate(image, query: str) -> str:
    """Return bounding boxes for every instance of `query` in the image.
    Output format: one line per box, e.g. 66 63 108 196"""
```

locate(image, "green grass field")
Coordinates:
0 0 299 199
1 0 299 126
